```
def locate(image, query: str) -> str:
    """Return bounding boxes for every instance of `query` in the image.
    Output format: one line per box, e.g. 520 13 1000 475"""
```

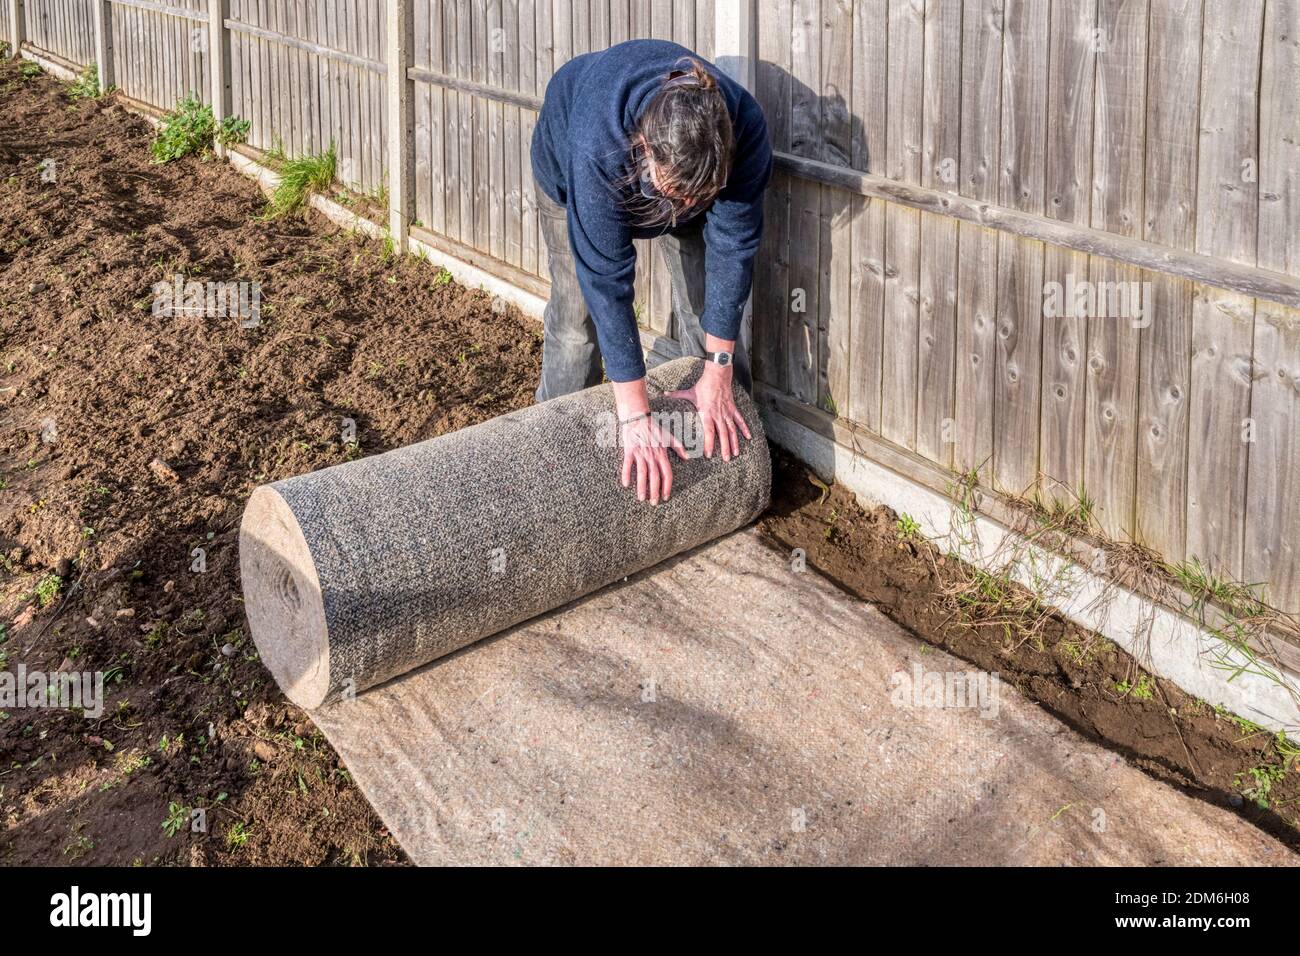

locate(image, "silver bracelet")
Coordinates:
619 411 652 426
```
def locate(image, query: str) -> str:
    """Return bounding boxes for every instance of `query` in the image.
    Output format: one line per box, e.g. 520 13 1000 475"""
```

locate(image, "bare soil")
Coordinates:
1 58 1294 865
0 59 538 865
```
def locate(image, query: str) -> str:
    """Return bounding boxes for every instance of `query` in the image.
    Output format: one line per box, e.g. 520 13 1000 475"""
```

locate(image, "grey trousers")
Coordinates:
534 190 753 403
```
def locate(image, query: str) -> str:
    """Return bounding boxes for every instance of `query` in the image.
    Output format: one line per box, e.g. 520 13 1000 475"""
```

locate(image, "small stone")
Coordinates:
85 616 100 630
30 281 47 294
163 580 175 593
252 740 275 762
55 557 72 578
114 607 135 620
149 458 180 483
221 643 236 657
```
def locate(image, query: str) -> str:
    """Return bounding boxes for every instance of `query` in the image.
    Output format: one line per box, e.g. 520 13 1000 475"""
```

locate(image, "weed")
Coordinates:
34 573 62 607
1061 635 1104 665
20 60 42 79
67 63 102 100
267 142 337 217
225 820 252 850
216 115 250 147
64 834 95 859
144 623 167 648
1028 480 1096 534
1114 674 1154 701
151 95 215 163
1235 764 1286 810
896 513 922 542
433 267 453 287
161 802 188 837
1163 557 1267 620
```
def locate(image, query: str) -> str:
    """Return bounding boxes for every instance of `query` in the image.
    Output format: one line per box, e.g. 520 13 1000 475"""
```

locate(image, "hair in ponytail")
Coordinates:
622 57 734 228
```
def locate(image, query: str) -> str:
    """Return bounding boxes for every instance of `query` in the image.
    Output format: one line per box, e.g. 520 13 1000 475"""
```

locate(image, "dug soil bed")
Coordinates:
758 450 1300 853
1 58 1294 865
0 59 538 865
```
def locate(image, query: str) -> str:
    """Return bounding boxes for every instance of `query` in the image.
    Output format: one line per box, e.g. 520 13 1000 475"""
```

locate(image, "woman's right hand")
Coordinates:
620 412 688 505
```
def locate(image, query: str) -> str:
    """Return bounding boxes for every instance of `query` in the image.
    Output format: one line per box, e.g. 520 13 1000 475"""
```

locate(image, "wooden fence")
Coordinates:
6 0 1300 614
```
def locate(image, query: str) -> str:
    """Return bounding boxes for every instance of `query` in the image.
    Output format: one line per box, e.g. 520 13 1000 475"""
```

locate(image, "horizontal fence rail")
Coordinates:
6 0 1300 620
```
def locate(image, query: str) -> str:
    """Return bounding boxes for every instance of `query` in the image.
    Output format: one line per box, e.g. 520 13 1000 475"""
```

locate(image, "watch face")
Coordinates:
716 352 732 367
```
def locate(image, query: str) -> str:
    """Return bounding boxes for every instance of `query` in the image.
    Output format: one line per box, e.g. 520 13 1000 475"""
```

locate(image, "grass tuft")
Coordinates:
267 142 337 217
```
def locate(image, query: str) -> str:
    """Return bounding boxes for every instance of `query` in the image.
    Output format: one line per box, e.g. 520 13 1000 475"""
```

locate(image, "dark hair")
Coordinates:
624 58 734 228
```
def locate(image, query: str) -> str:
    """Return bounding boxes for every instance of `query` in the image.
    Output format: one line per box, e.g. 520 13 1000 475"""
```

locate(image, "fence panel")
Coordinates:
109 0 209 110
753 0 1300 612
226 0 387 194
24 0 96 65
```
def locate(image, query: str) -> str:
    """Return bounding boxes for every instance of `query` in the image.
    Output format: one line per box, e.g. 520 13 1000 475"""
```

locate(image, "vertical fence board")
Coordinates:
1135 0 1200 561
880 0 922 450
753 0 792 394
916 0 961 468
1258 0 1300 277
1187 0 1265 577
992 0 1047 497
786 0 822 406
1038 0 1096 506
519 0 537 273
818 0 853 417
846 0 887 433
1246 302 1300 611
1083 0 1147 539
954 0 1002 479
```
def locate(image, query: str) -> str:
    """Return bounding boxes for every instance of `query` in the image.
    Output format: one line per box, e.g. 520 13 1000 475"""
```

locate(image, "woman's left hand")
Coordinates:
665 362 752 462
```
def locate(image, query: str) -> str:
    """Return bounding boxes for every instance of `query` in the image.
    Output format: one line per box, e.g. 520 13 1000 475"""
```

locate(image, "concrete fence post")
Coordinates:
7 0 24 55
385 0 415 253
91 0 113 89
714 0 757 361
714 0 756 92
208 0 232 156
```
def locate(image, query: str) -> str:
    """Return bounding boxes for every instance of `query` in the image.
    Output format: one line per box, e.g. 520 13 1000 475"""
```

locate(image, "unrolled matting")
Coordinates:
239 358 771 709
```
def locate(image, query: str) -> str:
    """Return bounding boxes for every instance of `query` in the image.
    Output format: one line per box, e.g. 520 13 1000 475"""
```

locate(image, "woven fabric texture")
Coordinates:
255 358 770 703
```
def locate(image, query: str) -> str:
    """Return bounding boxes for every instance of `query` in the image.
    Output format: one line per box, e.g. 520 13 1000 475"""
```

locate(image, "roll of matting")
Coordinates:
239 357 771 709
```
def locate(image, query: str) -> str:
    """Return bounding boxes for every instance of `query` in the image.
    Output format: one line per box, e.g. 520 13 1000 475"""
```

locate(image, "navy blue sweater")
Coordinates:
531 39 773 382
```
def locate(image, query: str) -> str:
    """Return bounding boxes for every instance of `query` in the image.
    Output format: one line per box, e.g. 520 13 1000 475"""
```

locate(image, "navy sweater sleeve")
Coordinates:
564 154 643 382
531 40 772 384
701 103 772 345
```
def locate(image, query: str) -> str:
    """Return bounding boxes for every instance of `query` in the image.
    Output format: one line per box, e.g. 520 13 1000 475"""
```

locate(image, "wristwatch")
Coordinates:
705 350 733 368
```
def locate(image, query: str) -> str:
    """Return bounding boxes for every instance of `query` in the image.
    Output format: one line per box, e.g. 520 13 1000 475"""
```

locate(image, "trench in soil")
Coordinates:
0 59 1295 864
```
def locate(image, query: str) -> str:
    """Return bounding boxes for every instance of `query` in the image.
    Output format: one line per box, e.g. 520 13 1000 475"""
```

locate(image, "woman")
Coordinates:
530 38 773 506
